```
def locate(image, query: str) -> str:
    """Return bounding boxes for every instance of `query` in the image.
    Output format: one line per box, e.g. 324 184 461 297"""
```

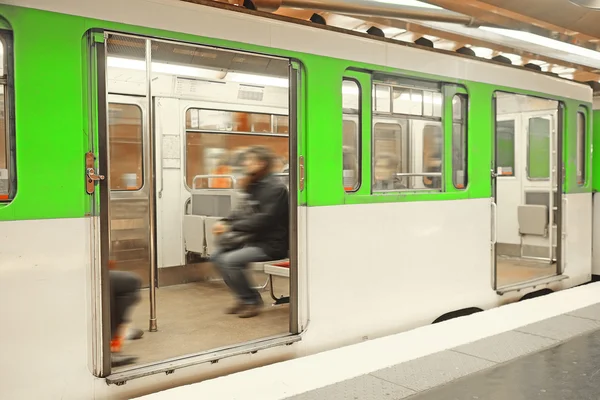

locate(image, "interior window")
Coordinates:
185 108 289 189
527 117 551 180
496 119 515 176
108 103 144 190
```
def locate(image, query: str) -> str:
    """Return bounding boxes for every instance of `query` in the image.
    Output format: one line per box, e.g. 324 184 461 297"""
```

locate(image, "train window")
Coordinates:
108 104 144 190
452 94 468 189
0 31 14 201
342 79 361 192
185 108 289 189
496 120 515 176
576 111 586 186
527 117 551 180
372 77 444 192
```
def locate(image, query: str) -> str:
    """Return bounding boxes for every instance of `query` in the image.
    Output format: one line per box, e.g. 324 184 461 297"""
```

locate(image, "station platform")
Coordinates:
137 282 600 400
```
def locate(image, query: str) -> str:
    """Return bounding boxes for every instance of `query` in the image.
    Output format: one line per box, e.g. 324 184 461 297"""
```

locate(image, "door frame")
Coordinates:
90 30 305 380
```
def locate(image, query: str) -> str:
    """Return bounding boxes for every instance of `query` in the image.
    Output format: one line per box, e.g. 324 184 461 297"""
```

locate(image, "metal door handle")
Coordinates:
299 155 305 191
491 201 498 244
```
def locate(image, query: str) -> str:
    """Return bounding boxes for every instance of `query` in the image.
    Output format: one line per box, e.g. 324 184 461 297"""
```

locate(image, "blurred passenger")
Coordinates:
211 146 289 318
229 147 249 185
373 154 405 190
109 260 142 366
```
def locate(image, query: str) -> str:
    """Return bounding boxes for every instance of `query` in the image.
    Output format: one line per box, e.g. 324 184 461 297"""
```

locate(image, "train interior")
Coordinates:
104 34 293 369
494 93 562 289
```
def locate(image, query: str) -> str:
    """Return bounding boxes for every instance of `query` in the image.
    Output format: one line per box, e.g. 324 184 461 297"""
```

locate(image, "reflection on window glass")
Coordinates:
342 79 360 192
185 132 289 189
452 94 468 189
576 111 586 185
373 122 406 190
422 125 443 189
496 120 515 176
108 103 144 190
527 117 550 180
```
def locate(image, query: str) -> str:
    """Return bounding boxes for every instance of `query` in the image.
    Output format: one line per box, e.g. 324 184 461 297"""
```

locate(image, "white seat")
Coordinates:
518 204 548 236
183 215 206 255
204 216 222 257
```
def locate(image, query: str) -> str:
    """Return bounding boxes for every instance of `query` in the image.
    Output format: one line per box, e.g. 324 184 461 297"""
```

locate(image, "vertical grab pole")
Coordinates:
146 38 158 332
548 116 554 264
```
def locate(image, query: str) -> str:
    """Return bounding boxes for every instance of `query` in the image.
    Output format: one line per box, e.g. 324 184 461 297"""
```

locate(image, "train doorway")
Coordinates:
492 92 562 291
91 32 301 375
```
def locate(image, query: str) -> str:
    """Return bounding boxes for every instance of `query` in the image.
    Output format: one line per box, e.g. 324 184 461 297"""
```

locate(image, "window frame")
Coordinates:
495 118 517 178
576 107 587 187
0 29 15 202
342 77 362 193
450 92 468 190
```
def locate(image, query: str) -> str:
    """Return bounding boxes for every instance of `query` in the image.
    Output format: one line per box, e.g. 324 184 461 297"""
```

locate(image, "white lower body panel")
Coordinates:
0 196 592 398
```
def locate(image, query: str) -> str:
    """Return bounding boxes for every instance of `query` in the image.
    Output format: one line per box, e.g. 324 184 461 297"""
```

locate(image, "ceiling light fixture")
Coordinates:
568 0 600 9
480 27 600 62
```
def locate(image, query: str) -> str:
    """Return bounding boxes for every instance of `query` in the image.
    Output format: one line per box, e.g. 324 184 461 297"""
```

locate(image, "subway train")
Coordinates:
0 0 598 399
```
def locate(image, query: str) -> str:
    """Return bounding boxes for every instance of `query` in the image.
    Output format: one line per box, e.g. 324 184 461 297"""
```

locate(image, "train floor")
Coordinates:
496 255 557 287
116 259 555 369
116 273 290 368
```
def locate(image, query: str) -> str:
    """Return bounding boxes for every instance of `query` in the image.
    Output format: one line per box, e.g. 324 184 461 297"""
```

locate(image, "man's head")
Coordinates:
243 145 275 178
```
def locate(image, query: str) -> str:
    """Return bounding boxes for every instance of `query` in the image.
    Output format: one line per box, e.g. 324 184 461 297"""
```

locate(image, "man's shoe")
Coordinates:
239 303 263 319
225 302 245 314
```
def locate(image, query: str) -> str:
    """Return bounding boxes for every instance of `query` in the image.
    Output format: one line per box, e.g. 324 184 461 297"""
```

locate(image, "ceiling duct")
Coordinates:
491 55 512 65
367 26 385 37
310 13 326 25
456 46 476 56
414 37 434 48
250 0 482 27
524 63 543 71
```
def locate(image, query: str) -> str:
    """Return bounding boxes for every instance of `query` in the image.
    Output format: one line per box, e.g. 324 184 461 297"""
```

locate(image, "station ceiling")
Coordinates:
192 0 600 92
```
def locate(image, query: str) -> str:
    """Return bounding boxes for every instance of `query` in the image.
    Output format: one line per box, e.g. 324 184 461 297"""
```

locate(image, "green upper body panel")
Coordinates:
0 4 593 221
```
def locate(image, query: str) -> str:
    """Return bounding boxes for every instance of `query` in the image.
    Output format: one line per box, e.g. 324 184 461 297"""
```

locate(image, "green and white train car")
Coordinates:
0 0 596 398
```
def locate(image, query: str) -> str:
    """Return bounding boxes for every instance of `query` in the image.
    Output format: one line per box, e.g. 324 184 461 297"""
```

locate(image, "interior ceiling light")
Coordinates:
568 0 600 9
107 56 288 88
371 0 443 9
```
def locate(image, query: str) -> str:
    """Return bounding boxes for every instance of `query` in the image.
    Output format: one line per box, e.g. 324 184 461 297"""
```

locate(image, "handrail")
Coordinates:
394 172 442 177
192 174 237 190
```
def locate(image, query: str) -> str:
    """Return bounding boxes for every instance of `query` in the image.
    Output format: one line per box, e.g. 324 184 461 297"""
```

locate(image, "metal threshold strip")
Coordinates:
105 333 301 385
496 274 568 295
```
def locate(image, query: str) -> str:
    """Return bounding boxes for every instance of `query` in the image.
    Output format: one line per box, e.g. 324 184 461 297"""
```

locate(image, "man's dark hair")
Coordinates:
246 145 275 173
